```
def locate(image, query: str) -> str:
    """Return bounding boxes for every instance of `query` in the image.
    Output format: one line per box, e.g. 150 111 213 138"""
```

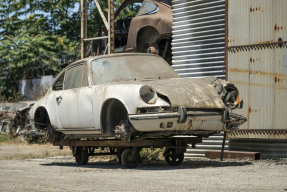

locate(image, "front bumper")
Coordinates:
129 107 246 132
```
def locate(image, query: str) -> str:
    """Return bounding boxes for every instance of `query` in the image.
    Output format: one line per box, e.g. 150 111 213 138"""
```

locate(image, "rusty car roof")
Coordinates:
65 53 163 69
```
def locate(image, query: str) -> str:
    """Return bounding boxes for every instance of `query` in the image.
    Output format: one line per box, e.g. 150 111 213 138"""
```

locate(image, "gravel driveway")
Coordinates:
0 157 287 192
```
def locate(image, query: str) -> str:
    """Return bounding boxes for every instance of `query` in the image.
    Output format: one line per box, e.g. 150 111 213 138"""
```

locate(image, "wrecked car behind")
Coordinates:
1 101 35 135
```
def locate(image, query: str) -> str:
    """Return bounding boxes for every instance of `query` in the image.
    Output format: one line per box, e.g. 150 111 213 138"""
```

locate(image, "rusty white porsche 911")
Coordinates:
29 53 246 142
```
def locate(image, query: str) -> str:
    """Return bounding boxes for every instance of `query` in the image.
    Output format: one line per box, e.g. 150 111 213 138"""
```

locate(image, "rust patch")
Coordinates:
253 59 255 63
249 107 251 113
278 38 283 48
256 7 258 11
253 8 255 12
275 77 278 83
230 68 287 78
229 80 287 90
274 24 277 31
255 40 274 44
250 57 252 62
187 120 192 130
250 7 252 12
230 68 249 73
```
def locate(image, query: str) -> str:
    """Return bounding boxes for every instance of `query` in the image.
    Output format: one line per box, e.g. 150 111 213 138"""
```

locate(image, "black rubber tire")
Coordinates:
164 148 184 166
75 147 89 165
121 148 140 168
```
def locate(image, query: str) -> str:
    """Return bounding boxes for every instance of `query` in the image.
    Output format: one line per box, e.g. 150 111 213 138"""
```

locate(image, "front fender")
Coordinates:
92 83 169 129
29 93 62 129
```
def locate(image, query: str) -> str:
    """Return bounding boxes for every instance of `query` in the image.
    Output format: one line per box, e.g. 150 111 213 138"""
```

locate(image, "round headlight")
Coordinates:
139 85 157 104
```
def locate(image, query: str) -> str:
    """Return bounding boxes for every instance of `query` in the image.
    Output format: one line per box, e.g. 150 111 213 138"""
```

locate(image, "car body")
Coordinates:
29 53 246 142
1 101 35 134
88 0 172 64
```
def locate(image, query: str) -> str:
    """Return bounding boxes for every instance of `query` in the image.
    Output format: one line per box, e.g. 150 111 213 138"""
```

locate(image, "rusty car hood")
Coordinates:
113 78 225 109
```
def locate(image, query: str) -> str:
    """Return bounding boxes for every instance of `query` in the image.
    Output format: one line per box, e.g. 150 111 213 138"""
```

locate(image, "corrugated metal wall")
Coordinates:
229 139 287 159
185 132 227 157
171 0 226 78
227 0 287 139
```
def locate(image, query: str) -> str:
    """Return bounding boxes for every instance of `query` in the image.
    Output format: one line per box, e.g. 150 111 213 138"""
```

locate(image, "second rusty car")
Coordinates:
89 0 173 64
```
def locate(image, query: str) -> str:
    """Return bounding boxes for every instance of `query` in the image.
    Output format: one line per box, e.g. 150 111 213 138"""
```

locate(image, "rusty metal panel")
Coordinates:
228 0 287 46
171 0 226 78
205 150 261 160
227 0 287 139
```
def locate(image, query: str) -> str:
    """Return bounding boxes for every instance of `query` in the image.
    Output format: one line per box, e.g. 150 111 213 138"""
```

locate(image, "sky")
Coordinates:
0 3 80 33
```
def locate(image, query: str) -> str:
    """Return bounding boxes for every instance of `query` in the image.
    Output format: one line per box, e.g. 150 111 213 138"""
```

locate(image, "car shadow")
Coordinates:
39 159 253 170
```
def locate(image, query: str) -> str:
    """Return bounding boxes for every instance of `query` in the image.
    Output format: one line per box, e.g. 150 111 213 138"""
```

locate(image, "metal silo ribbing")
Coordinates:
172 0 226 78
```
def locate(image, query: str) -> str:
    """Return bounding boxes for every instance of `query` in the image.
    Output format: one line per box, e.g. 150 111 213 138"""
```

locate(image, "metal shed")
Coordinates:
227 0 287 139
172 0 287 158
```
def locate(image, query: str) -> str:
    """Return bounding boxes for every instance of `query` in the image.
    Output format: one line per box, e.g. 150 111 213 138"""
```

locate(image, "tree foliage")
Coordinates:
0 0 132 98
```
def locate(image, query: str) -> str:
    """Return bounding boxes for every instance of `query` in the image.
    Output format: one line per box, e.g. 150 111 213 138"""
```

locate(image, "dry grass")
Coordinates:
0 150 72 160
0 134 13 143
140 148 165 162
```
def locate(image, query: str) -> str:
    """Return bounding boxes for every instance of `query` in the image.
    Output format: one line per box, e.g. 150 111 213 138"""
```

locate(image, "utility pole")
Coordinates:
80 0 87 59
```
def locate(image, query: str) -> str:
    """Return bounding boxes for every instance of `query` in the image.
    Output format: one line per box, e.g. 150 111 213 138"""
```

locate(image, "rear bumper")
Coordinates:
129 107 246 132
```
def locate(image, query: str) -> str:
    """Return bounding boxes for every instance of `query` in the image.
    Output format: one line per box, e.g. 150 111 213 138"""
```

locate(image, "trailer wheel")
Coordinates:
164 148 184 166
121 148 140 168
75 147 89 165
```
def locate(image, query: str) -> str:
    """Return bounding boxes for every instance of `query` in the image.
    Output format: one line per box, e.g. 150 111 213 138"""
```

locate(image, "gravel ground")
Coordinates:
1 156 287 192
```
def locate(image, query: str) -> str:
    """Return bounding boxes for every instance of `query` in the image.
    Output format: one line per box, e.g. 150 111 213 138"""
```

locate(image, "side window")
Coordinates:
116 3 142 19
82 64 89 87
136 0 158 16
53 73 65 91
64 64 85 90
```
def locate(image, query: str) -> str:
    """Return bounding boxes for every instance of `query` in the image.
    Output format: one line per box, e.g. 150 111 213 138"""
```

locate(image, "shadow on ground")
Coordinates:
39 159 253 170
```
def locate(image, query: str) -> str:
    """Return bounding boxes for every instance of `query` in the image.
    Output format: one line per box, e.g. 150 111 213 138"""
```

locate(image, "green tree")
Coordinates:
0 0 120 98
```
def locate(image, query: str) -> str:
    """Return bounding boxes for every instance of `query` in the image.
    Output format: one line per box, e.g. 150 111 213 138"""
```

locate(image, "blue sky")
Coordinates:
0 3 80 33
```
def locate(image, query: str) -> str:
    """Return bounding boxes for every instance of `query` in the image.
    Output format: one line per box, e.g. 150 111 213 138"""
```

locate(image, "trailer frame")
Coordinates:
53 136 202 168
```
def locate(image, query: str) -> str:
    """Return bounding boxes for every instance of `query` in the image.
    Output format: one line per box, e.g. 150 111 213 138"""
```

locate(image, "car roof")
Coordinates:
65 53 161 69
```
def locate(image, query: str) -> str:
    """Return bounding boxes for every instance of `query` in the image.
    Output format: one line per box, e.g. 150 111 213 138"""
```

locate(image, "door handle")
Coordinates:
56 96 62 102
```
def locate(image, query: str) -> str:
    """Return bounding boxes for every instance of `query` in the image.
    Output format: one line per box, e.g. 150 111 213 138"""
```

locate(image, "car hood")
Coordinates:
113 78 225 109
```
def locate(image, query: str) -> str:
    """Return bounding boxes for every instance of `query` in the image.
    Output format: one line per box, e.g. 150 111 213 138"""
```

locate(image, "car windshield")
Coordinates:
136 0 158 16
8 103 28 113
90 55 179 84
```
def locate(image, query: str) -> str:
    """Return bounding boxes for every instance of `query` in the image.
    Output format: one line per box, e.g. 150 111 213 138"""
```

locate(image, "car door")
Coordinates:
57 63 84 128
56 63 95 129
47 72 66 129
77 64 96 129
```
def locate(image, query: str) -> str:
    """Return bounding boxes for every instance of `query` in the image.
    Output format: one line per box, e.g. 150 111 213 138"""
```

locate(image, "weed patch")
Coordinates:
0 134 12 143
140 148 164 162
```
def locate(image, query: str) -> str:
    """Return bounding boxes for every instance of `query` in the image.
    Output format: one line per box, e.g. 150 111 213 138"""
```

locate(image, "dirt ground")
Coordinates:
0 143 287 192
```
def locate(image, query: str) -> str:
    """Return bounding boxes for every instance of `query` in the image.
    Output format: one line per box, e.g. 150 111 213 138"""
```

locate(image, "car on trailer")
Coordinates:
28 53 246 168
